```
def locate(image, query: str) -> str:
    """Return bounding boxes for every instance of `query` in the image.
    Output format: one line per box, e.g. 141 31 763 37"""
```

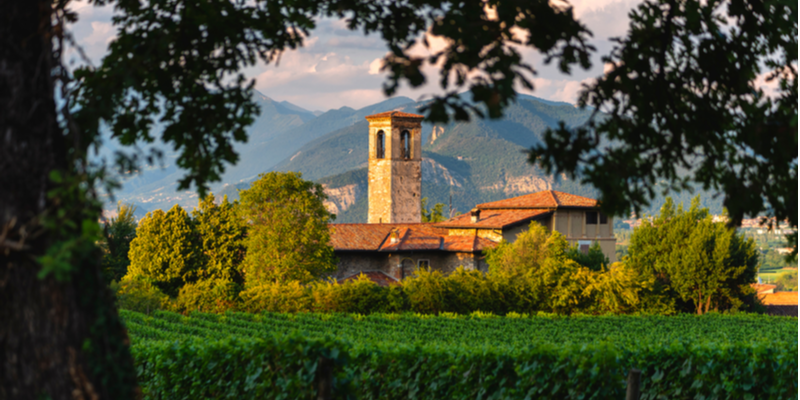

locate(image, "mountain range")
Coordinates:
103 90 724 222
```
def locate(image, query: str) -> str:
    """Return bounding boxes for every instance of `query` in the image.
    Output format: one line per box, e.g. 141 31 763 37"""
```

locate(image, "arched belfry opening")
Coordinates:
400 130 411 159
376 130 385 159
365 111 424 223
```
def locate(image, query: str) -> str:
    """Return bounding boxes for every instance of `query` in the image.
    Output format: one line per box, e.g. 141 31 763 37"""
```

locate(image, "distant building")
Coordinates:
759 292 798 316
751 283 776 294
329 112 615 285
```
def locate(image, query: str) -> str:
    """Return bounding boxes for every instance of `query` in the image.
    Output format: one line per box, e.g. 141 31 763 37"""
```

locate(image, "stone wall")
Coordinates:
390 160 421 223
368 158 392 223
335 251 487 281
447 228 503 243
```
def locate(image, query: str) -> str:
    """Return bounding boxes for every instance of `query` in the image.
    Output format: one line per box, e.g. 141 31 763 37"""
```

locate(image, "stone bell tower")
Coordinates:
365 111 424 224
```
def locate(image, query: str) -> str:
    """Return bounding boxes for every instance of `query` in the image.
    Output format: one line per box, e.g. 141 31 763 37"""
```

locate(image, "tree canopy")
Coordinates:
192 193 245 284
127 205 203 296
238 172 337 285
531 0 797 251
101 201 138 282
626 197 760 314
421 197 447 223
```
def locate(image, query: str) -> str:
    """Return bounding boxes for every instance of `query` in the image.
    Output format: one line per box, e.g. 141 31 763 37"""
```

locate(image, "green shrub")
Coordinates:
312 275 385 313
403 268 448 314
111 275 170 314
173 278 241 314
239 280 312 313
566 241 609 271
384 284 410 312
442 267 498 314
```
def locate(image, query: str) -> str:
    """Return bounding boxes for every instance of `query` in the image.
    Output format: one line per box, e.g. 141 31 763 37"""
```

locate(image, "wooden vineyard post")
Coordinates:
626 368 641 400
317 356 333 400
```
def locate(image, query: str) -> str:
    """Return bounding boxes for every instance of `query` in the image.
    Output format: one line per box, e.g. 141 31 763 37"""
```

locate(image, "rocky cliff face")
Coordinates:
421 158 464 187
503 174 552 194
322 183 364 215
429 126 445 145
479 171 553 194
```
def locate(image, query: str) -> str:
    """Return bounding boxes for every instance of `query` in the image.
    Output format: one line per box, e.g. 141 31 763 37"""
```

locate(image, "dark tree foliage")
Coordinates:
530 0 797 253
566 241 609 272
421 197 447 223
74 0 594 197
101 202 138 283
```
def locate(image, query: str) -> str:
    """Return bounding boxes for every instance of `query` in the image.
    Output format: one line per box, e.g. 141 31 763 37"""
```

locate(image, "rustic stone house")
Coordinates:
329 111 615 285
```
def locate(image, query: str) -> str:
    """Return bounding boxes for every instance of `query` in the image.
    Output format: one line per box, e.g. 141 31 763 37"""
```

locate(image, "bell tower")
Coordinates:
366 111 423 224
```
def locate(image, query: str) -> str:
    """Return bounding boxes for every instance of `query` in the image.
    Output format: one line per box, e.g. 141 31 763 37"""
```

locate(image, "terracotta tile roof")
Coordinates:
759 292 798 306
329 224 396 251
476 190 598 209
750 283 777 294
365 111 425 120
330 223 491 253
337 271 398 287
435 209 552 229
442 236 497 252
378 226 448 252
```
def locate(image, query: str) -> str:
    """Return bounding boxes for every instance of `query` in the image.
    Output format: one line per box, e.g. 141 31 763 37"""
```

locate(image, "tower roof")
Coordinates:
365 111 425 120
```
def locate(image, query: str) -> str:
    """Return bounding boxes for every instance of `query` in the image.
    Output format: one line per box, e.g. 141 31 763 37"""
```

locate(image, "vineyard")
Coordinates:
123 310 798 399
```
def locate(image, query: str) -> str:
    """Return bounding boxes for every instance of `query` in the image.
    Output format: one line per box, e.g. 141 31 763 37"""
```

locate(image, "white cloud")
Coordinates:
84 21 115 45
556 0 642 19
368 58 384 75
752 68 793 99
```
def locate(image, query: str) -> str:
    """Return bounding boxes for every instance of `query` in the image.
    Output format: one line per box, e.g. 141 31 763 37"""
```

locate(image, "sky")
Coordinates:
67 0 648 112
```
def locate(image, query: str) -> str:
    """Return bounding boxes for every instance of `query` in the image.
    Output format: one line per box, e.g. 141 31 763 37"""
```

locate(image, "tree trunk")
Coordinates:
0 1 137 399
696 291 703 315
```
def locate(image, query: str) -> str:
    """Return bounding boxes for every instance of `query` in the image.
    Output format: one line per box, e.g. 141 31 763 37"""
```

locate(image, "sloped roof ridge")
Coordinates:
374 227 392 251
476 190 598 209
549 190 560 206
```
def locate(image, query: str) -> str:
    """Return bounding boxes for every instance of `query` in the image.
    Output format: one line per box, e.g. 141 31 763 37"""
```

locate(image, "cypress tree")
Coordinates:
127 205 203 296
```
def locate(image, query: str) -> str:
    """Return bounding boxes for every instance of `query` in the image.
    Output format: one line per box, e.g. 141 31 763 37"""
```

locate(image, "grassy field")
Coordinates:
758 267 798 284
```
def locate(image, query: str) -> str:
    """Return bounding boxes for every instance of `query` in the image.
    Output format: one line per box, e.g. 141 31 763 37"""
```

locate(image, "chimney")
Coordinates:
470 208 480 223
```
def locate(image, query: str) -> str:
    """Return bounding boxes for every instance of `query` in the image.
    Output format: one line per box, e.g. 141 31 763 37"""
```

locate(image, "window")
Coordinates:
586 211 598 225
578 240 592 255
599 212 608 224
417 259 430 269
401 130 411 159
376 131 385 159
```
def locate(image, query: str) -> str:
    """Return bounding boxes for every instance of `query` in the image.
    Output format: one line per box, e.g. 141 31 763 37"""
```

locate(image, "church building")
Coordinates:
329 111 615 285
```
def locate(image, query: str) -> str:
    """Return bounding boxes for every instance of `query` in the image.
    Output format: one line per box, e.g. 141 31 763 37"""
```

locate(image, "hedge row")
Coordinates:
132 335 797 400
